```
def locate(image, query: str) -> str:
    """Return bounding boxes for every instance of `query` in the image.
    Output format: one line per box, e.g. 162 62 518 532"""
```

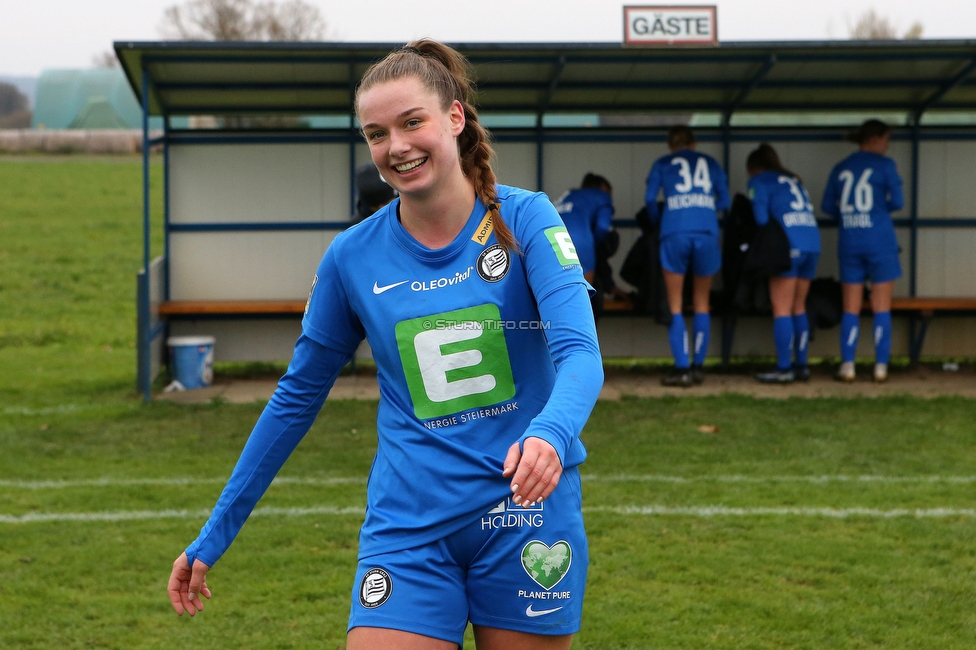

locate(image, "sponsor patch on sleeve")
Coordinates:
544 226 581 268
304 274 318 315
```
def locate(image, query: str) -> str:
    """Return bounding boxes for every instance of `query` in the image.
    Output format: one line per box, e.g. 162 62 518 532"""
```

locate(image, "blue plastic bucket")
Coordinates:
167 336 215 389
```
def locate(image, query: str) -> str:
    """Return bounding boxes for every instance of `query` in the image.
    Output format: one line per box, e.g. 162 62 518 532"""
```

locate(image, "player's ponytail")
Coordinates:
847 119 891 146
356 39 518 253
746 143 801 183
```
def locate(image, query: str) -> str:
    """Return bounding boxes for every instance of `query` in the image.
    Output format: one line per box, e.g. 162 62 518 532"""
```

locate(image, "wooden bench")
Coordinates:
603 297 634 313
159 297 976 365
887 298 976 364
159 300 306 317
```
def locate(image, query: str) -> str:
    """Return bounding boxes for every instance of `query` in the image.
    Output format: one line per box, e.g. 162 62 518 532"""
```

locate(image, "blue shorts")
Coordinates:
780 250 819 280
839 252 902 284
660 232 721 277
348 468 588 645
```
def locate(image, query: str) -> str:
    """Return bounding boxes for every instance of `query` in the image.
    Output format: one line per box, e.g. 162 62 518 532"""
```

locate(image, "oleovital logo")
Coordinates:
395 304 516 420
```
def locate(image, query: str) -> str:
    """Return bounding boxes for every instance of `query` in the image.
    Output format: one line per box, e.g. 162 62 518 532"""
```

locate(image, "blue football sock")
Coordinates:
793 313 810 367
773 316 794 370
874 311 892 365
692 312 710 366
840 312 860 363
668 315 690 369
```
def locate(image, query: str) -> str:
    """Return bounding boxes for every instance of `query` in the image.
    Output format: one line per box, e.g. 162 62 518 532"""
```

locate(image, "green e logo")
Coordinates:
545 226 580 266
395 304 516 420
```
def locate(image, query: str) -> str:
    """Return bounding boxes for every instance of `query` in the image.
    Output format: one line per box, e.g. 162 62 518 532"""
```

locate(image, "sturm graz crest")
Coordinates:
477 244 510 283
359 567 392 608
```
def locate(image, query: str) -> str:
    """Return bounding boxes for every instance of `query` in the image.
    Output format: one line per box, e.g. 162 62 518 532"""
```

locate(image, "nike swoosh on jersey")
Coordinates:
525 605 563 618
372 280 408 295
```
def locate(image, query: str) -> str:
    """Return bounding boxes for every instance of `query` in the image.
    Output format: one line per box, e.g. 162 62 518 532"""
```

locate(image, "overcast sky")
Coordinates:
1 0 974 77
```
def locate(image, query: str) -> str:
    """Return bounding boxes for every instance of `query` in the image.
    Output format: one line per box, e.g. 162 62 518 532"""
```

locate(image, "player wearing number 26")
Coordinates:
821 119 905 382
167 39 603 650
645 126 731 387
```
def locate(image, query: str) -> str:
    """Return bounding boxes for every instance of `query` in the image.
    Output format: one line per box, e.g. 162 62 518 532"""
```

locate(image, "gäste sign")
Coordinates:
624 6 718 46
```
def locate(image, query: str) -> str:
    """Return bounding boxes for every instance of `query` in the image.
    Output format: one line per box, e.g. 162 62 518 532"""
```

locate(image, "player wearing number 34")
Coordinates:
821 119 904 383
166 39 604 650
645 126 731 387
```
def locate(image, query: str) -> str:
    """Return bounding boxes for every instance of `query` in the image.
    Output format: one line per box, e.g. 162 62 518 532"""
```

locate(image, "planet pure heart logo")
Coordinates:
521 540 572 590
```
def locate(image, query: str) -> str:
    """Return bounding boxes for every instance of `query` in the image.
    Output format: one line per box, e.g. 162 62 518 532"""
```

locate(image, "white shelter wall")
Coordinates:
493 142 538 191
169 143 350 223
169 231 334 300
918 141 976 218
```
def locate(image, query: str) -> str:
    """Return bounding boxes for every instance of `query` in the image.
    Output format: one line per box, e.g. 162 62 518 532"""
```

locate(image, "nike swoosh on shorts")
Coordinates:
372 280 408 295
525 605 563 618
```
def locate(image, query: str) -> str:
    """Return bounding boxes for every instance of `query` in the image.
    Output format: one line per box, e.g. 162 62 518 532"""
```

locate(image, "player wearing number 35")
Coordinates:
821 119 904 383
166 39 603 650
747 144 821 384
645 126 731 387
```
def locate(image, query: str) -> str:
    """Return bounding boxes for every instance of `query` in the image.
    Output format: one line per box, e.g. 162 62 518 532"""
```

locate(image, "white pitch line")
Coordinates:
0 505 365 524
4 474 976 490
586 505 976 518
0 477 367 490
2 404 83 416
2 403 138 416
2 504 973 524
580 474 976 484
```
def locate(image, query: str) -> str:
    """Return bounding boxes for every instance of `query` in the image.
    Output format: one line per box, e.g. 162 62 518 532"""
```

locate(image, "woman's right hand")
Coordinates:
167 552 212 616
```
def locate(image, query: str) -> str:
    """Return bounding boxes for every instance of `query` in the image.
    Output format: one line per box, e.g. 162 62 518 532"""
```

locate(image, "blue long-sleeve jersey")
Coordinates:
645 149 730 238
553 187 614 274
821 150 904 256
184 185 604 568
748 171 821 254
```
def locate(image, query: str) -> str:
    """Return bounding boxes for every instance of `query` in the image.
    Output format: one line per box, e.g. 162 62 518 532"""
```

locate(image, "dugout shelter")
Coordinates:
115 39 976 400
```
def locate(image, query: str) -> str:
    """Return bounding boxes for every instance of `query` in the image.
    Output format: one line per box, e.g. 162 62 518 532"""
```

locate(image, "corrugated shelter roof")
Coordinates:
115 40 976 120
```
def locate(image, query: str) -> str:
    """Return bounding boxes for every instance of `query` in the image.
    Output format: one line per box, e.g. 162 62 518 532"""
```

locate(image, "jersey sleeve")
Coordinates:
821 167 841 218
711 157 732 211
885 158 905 212
302 239 366 355
184 335 353 568
517 281 603 466
507 193 602 465
644 160 664 224
516 192 591 301
748 177 770 226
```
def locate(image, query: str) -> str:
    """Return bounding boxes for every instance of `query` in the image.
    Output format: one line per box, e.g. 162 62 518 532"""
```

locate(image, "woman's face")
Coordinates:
358 76 465 201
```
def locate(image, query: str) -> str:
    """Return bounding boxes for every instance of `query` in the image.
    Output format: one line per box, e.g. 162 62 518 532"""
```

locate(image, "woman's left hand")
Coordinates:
503 437 562 507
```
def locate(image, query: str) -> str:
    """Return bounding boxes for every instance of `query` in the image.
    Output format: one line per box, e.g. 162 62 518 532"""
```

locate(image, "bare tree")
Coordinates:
158 0 325 130
255 1 325 41
0 83 29 116
903 21 924 40
848 9 924 40
92 51 121 68
160 0 325 41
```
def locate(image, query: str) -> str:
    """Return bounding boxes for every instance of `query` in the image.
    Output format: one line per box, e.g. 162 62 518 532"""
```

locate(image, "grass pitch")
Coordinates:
1 158 975 649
